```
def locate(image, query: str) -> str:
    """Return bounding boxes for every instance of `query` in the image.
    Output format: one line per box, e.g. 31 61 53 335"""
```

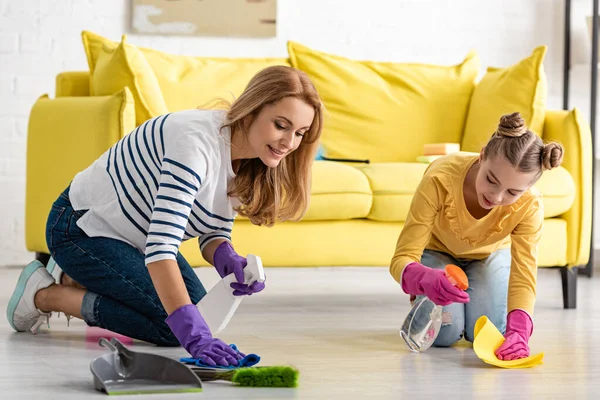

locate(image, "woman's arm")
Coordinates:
201 238 229 266
147 259 192 314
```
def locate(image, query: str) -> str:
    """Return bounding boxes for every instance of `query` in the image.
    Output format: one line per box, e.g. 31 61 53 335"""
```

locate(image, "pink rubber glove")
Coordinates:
401 262 470 306
495 309 533 361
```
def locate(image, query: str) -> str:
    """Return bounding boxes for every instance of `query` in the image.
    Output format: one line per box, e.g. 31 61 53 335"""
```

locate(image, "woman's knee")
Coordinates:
149 320 181 347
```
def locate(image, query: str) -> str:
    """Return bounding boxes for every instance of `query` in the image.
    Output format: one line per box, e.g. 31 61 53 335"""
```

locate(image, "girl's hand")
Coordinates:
495 310 533 361
401 262 470 306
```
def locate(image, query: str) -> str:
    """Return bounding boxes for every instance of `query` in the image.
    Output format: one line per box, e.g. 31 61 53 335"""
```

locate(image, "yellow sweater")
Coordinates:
390 153 544 314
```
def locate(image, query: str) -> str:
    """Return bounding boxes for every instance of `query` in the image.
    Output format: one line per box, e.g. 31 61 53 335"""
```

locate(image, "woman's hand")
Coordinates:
213 241 266 296
166 304 244 366
213 241 247 283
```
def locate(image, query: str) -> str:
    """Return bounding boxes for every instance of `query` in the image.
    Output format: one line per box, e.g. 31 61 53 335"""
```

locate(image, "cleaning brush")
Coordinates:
190 366 299 388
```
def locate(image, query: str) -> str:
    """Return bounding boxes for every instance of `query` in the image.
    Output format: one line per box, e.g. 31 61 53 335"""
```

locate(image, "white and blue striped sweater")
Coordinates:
69 109 238 265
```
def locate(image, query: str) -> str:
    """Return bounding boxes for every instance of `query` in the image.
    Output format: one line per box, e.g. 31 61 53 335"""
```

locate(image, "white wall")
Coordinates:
0 0 594 266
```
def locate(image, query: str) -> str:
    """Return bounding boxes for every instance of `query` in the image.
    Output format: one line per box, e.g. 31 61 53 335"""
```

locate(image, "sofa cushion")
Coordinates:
353 163 429 222
352 162 574 222
91 35 168 125
82 30 290 112
302 161 372 221
462 46 548 152
287 41 480 163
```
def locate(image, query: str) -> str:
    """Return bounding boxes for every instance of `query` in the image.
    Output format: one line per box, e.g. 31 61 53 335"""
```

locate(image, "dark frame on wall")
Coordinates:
563 0 598 278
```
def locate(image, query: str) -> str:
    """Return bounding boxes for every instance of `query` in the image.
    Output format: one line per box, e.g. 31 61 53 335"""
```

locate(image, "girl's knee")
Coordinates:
433 311 465 347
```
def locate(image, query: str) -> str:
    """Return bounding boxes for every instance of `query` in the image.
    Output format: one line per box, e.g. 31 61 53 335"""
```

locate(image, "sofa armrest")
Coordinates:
542 108 592 266
26 88 135 253
56 71 90 97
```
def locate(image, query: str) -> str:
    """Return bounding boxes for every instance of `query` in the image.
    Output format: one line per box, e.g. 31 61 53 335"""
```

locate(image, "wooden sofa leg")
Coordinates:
560 267 578 309
35 252 50 267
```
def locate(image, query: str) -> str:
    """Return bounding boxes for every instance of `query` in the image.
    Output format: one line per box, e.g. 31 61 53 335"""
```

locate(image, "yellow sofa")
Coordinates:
25 33 592 309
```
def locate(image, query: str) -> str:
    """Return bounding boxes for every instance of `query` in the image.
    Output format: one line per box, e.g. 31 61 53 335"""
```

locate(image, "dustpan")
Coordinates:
90 337 203 395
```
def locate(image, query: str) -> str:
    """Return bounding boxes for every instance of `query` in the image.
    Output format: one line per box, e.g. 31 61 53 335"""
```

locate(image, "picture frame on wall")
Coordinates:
132 0 277 37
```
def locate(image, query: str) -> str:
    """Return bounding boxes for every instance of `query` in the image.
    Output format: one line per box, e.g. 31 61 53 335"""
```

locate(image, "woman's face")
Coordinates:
246 97 315 168
475 154 538 209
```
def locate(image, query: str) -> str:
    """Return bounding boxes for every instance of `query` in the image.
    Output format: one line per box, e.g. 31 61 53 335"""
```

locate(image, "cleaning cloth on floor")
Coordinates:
473 316 544 369
180 344 261 369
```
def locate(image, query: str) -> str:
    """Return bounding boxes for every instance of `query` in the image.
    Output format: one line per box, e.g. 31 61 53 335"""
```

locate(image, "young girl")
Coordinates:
8 65 323 367
391 112 564 361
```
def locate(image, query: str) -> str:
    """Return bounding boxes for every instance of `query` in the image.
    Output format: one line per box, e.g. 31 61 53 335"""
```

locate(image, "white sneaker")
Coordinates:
7 260 55 334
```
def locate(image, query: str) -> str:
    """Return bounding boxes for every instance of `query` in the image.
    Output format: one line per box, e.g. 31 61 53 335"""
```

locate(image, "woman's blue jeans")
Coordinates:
45 186 207 346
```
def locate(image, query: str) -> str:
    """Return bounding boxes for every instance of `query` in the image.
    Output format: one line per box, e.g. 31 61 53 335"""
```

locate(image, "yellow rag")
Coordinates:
473 316 544 369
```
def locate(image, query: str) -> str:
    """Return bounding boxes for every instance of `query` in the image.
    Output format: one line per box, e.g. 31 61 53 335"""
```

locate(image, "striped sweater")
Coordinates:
69 109 238 265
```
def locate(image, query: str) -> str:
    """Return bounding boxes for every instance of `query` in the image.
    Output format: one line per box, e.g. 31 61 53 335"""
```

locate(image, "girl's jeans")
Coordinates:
417 248 511 346
46 186 207 346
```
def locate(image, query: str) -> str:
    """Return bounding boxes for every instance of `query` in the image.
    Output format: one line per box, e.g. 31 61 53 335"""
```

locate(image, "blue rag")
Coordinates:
180 344 260 369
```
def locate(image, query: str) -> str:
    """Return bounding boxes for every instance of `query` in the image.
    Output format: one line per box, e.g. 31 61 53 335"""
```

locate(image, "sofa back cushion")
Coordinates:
461 46 547 152
288 41 480 163
82 30 290 113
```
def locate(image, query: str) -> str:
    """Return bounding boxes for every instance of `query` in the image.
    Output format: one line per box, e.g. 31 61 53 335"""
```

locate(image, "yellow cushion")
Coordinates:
302 161 372 220
287 41 480 163
351 161 573 222
141 51 291 112
461 46 548 152
55 72 90 97
26 89 136 253
91 35 168 125
82 30 290 112
533 166 575 218
353 163 429 222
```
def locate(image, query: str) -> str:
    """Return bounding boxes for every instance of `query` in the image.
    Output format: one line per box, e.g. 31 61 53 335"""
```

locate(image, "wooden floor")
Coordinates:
0 265 597 399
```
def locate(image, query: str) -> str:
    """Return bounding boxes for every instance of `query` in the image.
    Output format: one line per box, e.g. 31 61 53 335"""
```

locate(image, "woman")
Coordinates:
8 65 324 367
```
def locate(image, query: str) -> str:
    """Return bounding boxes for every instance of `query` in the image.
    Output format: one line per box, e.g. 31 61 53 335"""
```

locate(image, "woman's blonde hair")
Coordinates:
483 112 564 176
220 65 323 226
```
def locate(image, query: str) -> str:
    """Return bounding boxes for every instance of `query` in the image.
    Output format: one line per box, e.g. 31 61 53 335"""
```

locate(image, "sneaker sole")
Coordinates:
6 260 44 332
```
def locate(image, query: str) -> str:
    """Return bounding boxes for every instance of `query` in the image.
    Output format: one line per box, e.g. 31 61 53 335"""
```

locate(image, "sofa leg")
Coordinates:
560 267 578 309
35 252 50 267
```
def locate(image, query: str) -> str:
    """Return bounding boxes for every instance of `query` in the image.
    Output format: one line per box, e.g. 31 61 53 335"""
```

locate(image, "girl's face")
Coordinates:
475 154 538 210
246 97 315 168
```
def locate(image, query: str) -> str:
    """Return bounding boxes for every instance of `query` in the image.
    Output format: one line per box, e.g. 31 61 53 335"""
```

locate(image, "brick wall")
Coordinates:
0 0 590 266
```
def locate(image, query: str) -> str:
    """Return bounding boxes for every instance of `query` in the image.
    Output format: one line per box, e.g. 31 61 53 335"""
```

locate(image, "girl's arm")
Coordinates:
508 197 544 315
390 175 440 282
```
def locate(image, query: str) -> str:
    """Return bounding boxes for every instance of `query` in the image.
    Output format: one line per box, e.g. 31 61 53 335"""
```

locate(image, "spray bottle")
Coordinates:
399 264 469 352
198 254 265 335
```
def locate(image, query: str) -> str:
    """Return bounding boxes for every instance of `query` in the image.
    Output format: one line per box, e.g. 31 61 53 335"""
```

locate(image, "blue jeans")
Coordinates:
45 186 207 346
417 249 511 347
